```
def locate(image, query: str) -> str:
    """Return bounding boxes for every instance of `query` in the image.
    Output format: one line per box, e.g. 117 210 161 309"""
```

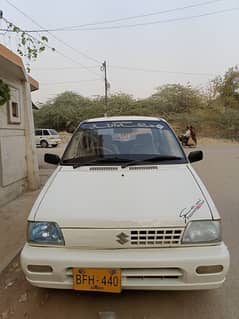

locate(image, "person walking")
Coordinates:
190 126 197 146
184 126 191 146
179 126 191 146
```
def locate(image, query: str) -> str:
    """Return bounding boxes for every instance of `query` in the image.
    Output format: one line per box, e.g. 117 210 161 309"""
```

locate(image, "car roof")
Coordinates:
83 116 166 123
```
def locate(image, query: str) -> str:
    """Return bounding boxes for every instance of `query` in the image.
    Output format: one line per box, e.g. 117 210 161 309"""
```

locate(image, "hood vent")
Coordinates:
89 166 119 171
129 166 158 171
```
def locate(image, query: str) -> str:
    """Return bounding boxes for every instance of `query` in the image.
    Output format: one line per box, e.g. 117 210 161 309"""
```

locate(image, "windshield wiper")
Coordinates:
121 155 183 168
62 155 183 169
71 157 129 169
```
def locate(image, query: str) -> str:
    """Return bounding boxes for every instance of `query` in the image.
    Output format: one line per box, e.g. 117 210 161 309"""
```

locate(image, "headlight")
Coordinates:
27 221 65 245
182 220 221 244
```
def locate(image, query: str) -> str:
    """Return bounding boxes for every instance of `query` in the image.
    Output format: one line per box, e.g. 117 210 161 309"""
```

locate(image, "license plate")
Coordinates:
73 268 121 293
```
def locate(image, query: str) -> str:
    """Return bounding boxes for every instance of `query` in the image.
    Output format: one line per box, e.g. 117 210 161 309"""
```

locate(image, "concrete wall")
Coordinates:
0 69 39 206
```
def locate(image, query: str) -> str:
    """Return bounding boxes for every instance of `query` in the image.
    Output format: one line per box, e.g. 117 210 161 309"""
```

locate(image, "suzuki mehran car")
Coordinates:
21 116 230 292
35 128 61 148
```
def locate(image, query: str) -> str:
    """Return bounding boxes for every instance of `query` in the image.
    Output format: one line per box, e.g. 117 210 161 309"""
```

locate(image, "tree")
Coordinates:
152 83 205 113
34 91 98 131
210 66 239 110
107 93 135 115
0 80 10 106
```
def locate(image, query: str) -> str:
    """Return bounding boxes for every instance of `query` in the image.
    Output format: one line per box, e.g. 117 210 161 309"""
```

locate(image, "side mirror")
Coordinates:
44 153 60 165
188 150 203 163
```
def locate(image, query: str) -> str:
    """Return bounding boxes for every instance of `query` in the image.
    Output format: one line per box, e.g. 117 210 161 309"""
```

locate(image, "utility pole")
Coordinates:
101 60 109 117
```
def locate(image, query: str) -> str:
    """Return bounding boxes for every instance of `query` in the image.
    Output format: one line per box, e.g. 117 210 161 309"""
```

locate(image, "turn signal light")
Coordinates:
196 265 223 274
27 265 53 273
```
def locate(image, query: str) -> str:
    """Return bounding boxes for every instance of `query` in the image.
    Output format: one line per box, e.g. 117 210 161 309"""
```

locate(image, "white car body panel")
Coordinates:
31 165 217 228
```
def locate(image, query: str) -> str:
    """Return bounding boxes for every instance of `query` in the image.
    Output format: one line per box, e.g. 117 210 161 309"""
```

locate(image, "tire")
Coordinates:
40 140 48 148
52 144 58 148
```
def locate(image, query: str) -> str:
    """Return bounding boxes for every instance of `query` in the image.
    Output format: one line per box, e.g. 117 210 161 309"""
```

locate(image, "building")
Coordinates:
0 44 40 206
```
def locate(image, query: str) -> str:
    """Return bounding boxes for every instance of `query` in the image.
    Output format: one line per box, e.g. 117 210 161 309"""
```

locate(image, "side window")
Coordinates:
35 130 42 136
43 129 50 136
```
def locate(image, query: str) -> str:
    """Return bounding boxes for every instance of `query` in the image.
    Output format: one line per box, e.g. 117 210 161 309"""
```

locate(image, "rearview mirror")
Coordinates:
188 150 203 163
44 153 60 165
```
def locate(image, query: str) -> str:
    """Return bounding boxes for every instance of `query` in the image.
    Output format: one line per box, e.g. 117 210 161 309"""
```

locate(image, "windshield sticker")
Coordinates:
179 199 205 223
82 121 164 130
113 132 135 141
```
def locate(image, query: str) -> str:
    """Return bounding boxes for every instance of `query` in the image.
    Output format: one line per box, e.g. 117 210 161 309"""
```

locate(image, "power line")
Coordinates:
2 8 238 32
56 0 224 30
58 8 239 31
1 16 55 51
33 64 215 77
34 66 97 71
4 0 101 64
46 49 100 77
3 0 224 32
1 15 100 76
111 65 215 76
3 7 238 33
40 78 102 85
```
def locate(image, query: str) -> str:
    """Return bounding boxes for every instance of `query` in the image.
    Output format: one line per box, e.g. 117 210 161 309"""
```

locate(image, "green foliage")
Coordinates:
34 81 239 140
6 21 54 73
211 108 239 139
34 91 97 131
107 93 135 115
152 84 205 113
210 66 239 110
0 80 10 106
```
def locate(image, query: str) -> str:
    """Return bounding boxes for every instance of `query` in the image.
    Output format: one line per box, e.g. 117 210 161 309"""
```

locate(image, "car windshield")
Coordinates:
49 129 58 135
62 120 186 165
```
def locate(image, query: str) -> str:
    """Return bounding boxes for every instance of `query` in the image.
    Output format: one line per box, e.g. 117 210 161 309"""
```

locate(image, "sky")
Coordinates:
0 0 238 103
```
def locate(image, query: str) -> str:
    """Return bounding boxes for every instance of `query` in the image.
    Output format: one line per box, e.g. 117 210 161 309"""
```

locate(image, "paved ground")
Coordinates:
0 143 238 319
0 144 66 275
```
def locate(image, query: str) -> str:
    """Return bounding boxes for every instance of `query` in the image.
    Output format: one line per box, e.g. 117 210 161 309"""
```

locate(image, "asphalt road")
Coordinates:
0 143 238 319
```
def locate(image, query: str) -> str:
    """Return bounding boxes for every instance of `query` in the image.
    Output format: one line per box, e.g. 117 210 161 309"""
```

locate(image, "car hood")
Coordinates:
32 165 216 228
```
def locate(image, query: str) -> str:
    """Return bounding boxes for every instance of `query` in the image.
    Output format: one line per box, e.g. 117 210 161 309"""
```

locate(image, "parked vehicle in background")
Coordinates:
35 129 61 148
22 116 230 292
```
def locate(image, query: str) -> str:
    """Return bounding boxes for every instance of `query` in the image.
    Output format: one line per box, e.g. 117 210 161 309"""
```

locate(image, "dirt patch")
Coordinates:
0 255 50 319
198 137 238 145
59 132 72 144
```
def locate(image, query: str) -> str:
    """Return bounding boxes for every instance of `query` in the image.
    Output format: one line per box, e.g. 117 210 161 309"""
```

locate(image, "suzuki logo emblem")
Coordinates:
116 232 129 245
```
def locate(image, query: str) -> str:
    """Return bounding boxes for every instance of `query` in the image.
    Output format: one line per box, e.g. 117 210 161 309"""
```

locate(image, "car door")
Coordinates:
35 129 42 145
43 129 50 144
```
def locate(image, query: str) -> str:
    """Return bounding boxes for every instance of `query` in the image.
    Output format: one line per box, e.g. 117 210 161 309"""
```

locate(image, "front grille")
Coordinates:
62 227 185 249
130 228 184 247
123 267 183 279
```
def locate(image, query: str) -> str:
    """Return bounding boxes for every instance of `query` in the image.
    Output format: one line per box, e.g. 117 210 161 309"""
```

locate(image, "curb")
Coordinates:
0 247 22 275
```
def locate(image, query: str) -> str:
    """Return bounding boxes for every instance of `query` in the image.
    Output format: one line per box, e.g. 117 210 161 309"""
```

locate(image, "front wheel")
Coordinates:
40 140 48 148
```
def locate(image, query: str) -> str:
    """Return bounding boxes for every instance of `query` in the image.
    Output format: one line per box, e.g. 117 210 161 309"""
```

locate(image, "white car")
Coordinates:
21 116 230 292
35 128 61 148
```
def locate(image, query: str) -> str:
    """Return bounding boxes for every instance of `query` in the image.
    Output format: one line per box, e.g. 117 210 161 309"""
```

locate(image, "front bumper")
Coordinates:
49 138 61 145
20 243 230 291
